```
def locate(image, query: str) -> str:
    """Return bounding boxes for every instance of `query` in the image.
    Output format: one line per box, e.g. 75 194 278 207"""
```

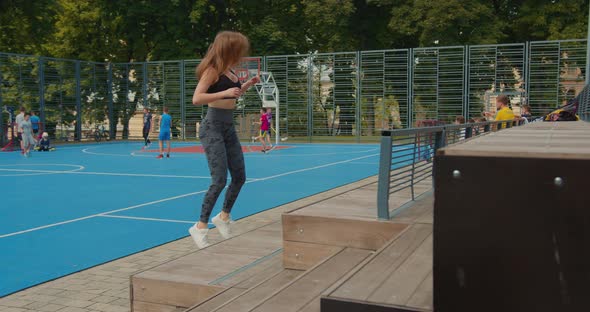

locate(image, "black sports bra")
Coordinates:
206 71 242 95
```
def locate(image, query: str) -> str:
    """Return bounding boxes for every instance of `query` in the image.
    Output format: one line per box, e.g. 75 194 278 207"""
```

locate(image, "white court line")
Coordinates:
82 147 131 157
0 164 85 177
347 161 380 165
0 152 378 239
98 215 194 224
251 153 379 181
0 168 214 179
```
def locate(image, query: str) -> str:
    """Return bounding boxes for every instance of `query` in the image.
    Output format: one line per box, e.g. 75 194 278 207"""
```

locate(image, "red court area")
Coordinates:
146 145 292 153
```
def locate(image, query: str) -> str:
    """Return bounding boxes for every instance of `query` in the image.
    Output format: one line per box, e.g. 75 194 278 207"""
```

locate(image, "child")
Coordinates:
157 106 172 159
254 108 270 152
20 112 36 157
37 132 55 151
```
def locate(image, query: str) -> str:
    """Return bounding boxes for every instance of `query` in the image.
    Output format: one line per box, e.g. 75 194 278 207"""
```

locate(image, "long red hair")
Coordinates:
196 31 250 81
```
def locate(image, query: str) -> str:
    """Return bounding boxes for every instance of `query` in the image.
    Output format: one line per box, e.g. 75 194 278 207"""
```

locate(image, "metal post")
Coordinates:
75 61 82 141
484 123 491 133
465 126 473 139
307 54 313 142
107 63 114 139
38 57 46 125
275 87 280 146
586 3 590 84
377 130 393 220
410 135 417 201
356 51 361 142
142 62 148 109
180 60 185 140
408 49 414 127
434 129 446 151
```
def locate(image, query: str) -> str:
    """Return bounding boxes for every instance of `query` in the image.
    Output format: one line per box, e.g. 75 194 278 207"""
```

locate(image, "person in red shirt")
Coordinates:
253 108 271 152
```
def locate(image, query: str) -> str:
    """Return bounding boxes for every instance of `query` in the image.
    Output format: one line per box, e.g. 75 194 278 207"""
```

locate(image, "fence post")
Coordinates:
484 123 491 133
180 60 185 140
465 126 473 139
107 63 114 139
38 57 46 127
432 129 446 188
307 54 313 142
410 134 417 201
75 61 81 141
377 130 393 220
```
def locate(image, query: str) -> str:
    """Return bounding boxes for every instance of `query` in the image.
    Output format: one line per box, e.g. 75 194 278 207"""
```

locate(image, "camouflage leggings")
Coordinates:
198 108 246 224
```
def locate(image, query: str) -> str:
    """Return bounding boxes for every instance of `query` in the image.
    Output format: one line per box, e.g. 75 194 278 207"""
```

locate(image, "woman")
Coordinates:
190 31 260 248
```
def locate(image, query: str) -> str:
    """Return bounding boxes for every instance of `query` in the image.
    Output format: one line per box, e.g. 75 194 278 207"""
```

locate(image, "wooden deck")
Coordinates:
131 157 435 312
322 195 434 312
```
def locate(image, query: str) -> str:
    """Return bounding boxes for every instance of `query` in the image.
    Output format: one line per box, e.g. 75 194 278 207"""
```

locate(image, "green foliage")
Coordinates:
1 0 588 58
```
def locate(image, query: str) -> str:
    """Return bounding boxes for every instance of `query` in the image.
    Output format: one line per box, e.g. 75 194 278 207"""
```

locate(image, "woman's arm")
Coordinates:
241 76 261 93
192 68 241 105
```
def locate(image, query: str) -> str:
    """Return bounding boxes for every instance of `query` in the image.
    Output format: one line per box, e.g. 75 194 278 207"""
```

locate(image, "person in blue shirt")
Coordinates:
30 111 40 137
157 106 172 159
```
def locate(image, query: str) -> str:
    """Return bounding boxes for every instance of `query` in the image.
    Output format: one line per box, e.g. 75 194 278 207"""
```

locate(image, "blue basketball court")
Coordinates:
0 142 382 296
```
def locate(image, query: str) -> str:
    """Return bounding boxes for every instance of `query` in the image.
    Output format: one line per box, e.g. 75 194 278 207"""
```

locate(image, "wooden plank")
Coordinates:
298 296 321 312
331 224 432 301
186 288 245 312
283 241 343 270
439 145 590 160
282 214 408 250
439 122 590 160
391 196 434 224
215 270 303 312
131 276 224 308
230 251 285 289
321 296 429 312
131 221 283 307
406 272 433 311
283 176 378 214
133 300 186 312
252 248 372 312
368 235 433 305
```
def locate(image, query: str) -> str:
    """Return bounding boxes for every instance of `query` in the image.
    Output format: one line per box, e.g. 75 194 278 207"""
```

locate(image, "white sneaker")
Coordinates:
188 225 210 249
212 213 232 239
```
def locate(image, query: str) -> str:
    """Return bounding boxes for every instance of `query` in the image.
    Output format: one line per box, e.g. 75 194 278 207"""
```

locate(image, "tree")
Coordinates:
0 0 55 55
386 0 506 47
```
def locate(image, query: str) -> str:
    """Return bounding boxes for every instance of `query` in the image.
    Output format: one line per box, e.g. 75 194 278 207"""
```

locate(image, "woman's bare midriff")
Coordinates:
208 99 237 110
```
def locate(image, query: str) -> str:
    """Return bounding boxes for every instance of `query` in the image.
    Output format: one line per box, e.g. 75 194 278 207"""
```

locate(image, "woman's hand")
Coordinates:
250 76 261 84
224 87 242 98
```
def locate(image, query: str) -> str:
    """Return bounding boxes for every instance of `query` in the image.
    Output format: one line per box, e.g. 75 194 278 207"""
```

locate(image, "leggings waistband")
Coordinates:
204 107 234 123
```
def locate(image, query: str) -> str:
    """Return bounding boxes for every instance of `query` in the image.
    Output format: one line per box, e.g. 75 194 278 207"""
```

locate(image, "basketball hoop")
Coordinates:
235 57 261 83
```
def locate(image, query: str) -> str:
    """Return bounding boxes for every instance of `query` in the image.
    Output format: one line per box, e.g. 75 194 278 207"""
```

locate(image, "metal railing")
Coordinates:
576 83 590 121
376 119 526 220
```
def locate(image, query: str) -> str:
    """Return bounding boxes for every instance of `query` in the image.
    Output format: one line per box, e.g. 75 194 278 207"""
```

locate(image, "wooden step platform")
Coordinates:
131 222 284 312
282 179 431 270
186 247 371 312
321 194 434 312
250 248 372 312
186 265 303 312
